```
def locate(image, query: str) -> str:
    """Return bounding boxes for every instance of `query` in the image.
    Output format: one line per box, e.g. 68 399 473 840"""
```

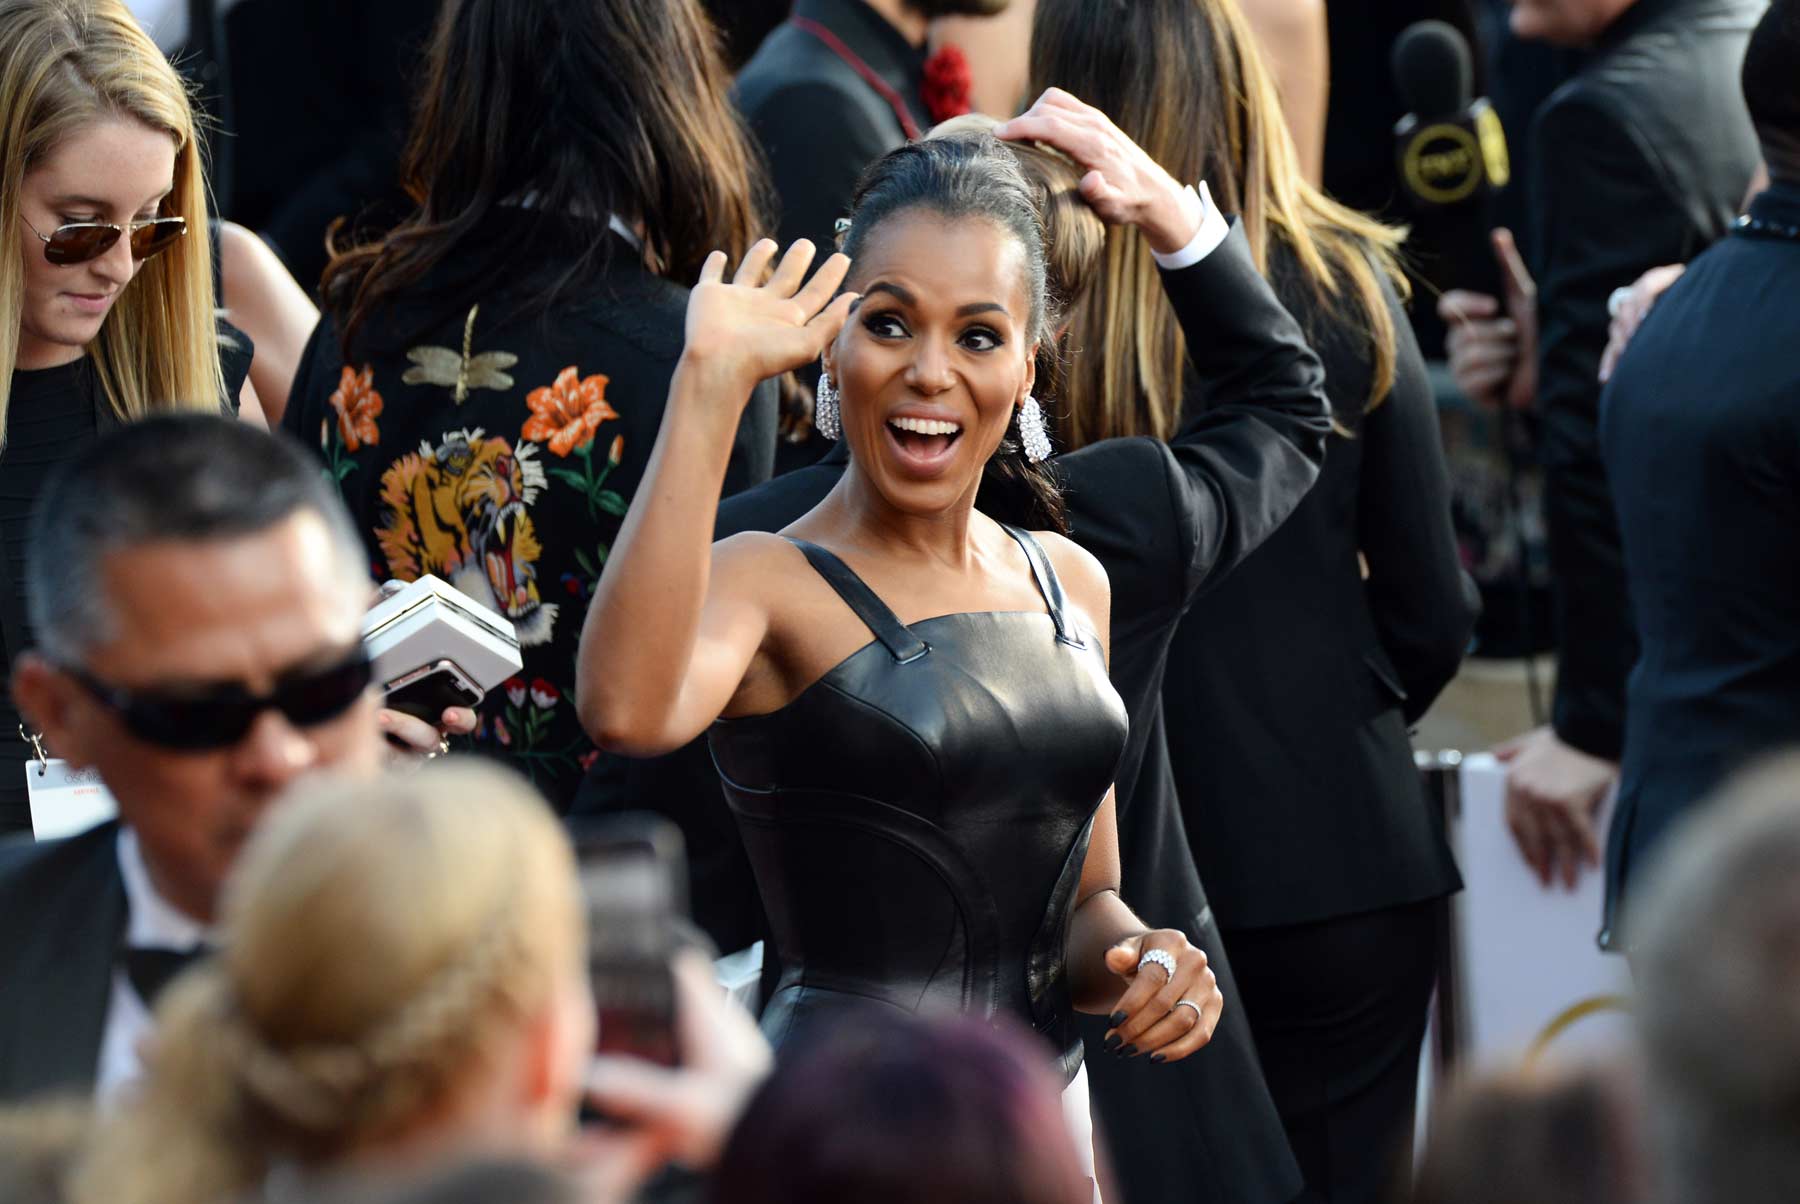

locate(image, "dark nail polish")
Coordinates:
1122 1044 1139 1057
1108 1011 1128 1028
1103 1033 1121 1053
1150 1053 1166 1063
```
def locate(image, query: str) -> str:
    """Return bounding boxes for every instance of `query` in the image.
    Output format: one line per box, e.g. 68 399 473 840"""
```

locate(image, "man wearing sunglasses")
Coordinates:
0 415 471 1103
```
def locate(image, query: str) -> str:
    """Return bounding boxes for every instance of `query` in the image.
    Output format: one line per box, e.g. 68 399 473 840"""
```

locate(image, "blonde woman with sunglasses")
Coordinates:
0 0 253 835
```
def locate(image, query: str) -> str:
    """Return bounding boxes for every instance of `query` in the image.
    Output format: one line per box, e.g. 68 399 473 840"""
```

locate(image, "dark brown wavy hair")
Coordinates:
321 0 770 357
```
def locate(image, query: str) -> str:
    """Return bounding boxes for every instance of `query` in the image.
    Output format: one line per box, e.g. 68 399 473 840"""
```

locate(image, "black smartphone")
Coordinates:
381 658 484 724
574 814 689 1069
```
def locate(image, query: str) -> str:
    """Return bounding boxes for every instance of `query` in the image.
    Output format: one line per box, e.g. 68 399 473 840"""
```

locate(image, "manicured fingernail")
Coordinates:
1150 1053 1166 1063
1122 1044 1139 1058
1108 1011 1127 1028
1103 1033 1121 1053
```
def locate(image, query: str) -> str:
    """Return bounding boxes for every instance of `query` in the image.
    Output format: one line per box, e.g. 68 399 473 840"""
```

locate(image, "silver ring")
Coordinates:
1174 999 1204 1024
1607 285 1633 319
427 737 450 760
1137 948 1177 980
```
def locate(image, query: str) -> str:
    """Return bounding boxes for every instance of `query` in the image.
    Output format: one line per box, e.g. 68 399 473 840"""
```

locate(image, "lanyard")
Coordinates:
790 16 923 142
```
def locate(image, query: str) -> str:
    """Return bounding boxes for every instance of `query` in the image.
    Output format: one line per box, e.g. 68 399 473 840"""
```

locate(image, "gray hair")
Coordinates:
1628 750 1800 1204
25 414 371 663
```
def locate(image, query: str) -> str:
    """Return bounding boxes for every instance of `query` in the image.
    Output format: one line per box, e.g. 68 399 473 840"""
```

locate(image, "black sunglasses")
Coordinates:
65 648 374 751
21 214 188 266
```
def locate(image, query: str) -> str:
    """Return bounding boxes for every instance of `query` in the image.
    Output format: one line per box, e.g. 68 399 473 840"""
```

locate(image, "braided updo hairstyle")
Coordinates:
72 761 587 1204
840 134 1069 534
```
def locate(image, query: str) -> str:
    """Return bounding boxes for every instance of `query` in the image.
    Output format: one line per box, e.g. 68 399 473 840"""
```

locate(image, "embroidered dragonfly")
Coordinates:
402 303 519 405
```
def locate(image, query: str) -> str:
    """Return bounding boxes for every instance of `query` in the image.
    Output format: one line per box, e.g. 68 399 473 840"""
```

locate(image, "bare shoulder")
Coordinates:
711 529 804 585
1030 529 1111 626
1239 0 1325 41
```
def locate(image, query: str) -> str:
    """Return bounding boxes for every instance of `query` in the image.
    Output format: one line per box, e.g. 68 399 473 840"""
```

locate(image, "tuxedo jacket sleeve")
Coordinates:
1158 221 1333 602
1529 97 1670 759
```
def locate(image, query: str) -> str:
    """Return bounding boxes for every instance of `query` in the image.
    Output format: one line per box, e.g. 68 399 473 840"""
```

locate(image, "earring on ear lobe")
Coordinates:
1017 395 1052 462
814 371 841 440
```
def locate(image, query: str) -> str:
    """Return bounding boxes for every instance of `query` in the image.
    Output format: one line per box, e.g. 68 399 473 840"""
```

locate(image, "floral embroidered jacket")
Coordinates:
284 217 778 810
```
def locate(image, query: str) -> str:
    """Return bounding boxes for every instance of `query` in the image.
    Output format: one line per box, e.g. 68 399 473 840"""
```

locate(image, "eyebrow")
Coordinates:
861 281 1011 319
47 186 174 212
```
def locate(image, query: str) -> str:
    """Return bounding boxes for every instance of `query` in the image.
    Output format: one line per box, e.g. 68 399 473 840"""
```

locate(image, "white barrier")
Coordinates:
1448 752 1634 1067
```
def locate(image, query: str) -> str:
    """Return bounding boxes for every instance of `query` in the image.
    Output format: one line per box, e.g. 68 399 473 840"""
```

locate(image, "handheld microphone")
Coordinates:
1391 20 1511 295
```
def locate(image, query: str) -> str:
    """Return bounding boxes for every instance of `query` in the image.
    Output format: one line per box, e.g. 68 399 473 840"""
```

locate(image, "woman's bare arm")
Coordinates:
1242 0 1329 187
217 220 319 424
1049 532 1223 1061
575 242 856 756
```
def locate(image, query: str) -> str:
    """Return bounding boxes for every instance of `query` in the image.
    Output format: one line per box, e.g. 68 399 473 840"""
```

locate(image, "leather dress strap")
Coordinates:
1002 525 1081 647
785 539 930 664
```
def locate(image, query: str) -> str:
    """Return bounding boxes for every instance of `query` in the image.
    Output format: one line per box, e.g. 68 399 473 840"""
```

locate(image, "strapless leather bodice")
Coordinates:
709 527 1128 1079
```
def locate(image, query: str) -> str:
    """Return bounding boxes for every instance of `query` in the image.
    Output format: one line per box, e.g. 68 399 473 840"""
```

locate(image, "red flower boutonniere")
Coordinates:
922 43 973 125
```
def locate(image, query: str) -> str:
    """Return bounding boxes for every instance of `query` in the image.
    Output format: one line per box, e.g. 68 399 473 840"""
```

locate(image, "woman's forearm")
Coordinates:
576 356 748 753
1067 889 1149 1013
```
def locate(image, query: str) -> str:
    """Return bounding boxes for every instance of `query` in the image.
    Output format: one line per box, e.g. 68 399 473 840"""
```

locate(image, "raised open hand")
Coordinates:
995 88 1200 255
682 239 857 398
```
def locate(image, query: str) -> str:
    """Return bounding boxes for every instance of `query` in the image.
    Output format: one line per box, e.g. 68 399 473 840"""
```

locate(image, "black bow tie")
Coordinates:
120 944 212 1008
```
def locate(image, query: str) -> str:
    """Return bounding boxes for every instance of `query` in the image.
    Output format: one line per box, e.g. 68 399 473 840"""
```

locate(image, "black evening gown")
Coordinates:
708 527 1129 1078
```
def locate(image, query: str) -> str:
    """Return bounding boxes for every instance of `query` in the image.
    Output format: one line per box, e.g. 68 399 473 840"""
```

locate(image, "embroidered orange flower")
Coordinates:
523 366 618 456
329 365 383 451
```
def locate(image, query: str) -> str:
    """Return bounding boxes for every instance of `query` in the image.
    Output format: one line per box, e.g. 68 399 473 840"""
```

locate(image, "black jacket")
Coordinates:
733 0 928 253
284 214 777 812
1527 0 1764 760
1597 181 1800 943
1164 244 1477 931
181 0 439 289
575 222 1333 1203
0 823 124 1102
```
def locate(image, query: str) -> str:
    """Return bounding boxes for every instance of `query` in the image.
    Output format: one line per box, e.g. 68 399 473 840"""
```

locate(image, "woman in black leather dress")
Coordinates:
577 139 1222 1113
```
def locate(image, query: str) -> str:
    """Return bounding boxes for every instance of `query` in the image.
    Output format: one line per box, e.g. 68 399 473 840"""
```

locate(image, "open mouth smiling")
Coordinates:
885 414 965 472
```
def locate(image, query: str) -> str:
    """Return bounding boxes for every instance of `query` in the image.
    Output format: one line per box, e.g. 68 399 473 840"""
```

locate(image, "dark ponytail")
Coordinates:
842 136 1069 535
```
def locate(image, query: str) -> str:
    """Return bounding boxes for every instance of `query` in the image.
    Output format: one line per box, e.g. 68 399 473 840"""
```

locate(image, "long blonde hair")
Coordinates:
72 762 585 1204
1030 0 1410 449
0 0 225 448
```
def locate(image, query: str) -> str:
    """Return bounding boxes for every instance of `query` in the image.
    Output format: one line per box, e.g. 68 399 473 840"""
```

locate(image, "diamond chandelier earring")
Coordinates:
814 371 841 440
1017 395 1052 462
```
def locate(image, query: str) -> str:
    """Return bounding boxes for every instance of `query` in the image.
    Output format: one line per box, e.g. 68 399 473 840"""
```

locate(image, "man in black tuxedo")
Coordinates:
1442 0 1763 917
577 198 1335 1203
0 418 456 1103
734 0 1010 255
1597 0 1800 941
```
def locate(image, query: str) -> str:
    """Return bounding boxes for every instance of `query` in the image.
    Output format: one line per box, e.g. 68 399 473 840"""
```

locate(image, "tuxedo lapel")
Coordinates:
0 823 126 1100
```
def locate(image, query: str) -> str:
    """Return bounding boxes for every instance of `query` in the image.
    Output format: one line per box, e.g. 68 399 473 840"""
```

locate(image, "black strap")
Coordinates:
785 539 930 664
1002 525 1081 647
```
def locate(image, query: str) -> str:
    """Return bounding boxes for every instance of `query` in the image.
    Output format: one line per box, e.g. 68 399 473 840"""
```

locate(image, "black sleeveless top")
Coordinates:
708 526 1128 1079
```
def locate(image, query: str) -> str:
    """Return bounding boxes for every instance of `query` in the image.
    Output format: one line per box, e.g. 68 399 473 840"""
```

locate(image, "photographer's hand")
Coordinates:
573 951 773 1186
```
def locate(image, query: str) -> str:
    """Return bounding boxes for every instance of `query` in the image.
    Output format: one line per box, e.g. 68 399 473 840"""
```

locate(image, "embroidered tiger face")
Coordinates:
376 428 558 646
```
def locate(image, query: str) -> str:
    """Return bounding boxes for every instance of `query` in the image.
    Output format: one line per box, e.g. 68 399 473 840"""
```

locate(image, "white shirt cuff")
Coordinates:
1150 182 1229 270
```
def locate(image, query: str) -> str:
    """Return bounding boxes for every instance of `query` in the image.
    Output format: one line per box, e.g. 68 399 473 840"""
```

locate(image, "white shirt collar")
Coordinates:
116 827 213 950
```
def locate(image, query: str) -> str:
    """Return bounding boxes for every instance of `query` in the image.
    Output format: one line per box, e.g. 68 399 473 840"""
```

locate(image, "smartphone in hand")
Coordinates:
576 814 689 1069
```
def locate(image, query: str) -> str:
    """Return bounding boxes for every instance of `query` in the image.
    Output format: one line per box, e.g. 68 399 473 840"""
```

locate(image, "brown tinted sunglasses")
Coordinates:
21 214 187 266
